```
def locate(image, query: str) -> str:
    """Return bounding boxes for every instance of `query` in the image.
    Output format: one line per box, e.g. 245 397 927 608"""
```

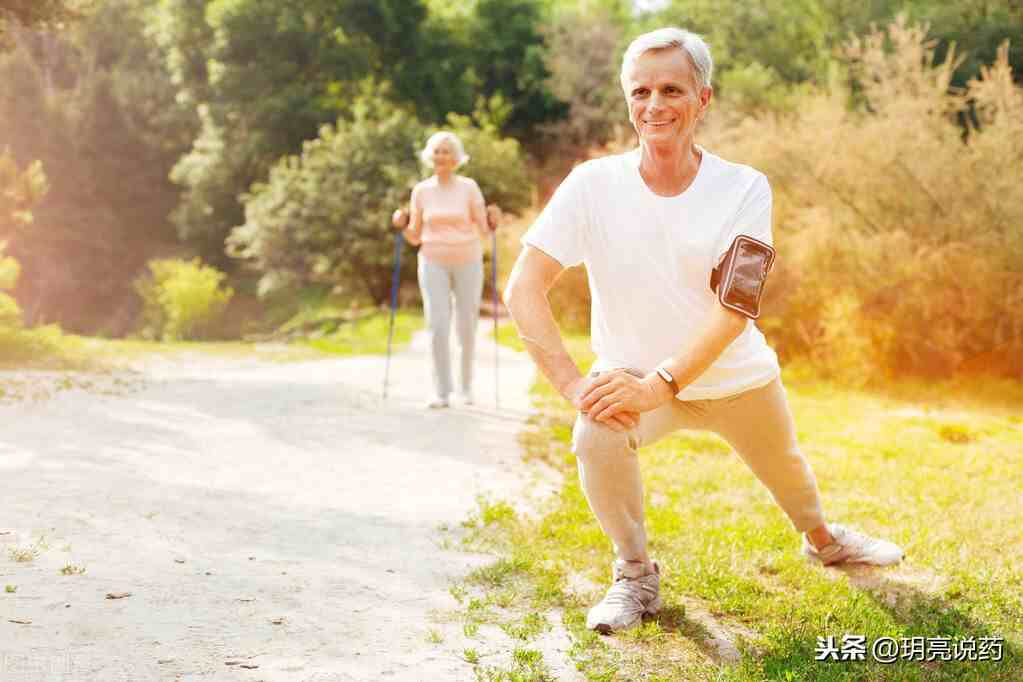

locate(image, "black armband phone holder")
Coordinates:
709 234 776 319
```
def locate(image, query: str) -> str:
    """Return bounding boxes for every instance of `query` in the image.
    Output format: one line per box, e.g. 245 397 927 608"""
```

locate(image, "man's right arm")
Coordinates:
503 245 637 432
503 246 581 399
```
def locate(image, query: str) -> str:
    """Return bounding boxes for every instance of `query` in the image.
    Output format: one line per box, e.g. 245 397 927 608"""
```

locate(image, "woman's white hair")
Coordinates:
419 131 470 168
620 27 714 91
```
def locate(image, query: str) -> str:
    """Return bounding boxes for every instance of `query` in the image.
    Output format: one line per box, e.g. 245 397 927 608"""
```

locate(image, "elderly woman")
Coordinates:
504 27 904 634
392 131 500 408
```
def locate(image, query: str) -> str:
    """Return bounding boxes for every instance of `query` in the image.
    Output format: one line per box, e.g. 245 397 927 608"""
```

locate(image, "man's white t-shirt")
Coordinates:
522 146 780 400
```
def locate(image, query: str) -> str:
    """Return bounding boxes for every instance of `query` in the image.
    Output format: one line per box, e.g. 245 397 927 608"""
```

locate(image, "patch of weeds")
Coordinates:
500 612 550 642
8 535 48 563
464 621 480 638
467 557 530 589
450 584 468 604
59 562 86 575
474 647 555 682
464 647 481 665
467 596 494 621
4 584 16 593
464 496 518 531
492 589 518 609
425 628 444 644
938 423 973 444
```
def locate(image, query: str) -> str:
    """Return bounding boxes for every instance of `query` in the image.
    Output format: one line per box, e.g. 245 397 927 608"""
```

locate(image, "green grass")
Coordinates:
302 309 422 356
0 306 423 373
462 332 1023 680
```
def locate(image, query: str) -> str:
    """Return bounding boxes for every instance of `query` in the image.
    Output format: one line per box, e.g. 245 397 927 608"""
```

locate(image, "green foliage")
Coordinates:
540 4 627 149
157 0 437 264
446 108 533 215
0 1 189 334
229 89 531 304
467 0 565 137
0 245 22 328
708 18 1023 380
0 150 47 239
227 88 424 303
134 258 234 341
0 0 84 48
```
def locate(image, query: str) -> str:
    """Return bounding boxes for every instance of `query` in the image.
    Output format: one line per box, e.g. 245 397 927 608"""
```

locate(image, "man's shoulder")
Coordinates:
564 150 635 185
702 149 768 188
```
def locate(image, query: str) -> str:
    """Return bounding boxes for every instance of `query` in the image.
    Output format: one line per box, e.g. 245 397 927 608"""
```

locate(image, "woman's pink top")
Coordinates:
411 175 486 266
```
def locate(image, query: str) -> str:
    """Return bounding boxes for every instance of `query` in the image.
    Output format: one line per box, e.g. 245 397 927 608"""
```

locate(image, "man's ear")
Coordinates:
699 86 714 116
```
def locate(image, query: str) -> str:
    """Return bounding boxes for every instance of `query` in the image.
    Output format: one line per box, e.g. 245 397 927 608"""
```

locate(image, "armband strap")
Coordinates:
710 235 776 319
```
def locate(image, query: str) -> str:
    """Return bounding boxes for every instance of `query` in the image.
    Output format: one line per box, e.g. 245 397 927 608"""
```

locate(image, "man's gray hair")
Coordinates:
419 131 470 168
620 27 713 90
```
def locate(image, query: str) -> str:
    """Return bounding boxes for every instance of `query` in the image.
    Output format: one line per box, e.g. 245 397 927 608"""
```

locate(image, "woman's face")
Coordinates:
431 139 458 174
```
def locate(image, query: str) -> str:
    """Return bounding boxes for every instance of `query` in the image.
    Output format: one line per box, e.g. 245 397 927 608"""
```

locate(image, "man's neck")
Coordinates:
638 138 702 197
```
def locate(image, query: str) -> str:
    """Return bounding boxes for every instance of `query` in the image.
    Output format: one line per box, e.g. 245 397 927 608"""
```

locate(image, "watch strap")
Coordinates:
655 367 680 395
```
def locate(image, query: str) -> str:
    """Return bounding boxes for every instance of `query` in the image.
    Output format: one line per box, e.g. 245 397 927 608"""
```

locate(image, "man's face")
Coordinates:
623 48 711 145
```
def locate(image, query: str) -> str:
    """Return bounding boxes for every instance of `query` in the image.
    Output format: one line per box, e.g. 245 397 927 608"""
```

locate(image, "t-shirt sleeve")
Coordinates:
521 165 588 268
715 173 773 262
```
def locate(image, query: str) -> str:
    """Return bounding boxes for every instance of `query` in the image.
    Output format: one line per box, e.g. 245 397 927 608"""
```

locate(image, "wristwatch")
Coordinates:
655 366 680 395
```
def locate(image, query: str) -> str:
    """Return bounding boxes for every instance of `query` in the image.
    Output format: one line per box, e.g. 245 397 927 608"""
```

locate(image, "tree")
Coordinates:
468 0 565 137
0 0 82 47
541 4 627 149
227 91 426 303
227 90 531 304
155 0 442 265
0 0 191 333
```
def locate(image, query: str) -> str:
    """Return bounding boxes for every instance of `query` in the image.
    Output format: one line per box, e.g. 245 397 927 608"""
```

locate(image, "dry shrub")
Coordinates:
705 16 1023 381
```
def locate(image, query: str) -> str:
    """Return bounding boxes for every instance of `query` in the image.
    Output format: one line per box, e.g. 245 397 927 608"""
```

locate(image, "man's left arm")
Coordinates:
579 302 747 421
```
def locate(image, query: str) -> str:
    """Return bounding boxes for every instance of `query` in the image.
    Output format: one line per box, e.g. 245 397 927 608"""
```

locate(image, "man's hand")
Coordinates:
565 374 640 433
486 203 503 231
579 369 673 424
391 207 409 230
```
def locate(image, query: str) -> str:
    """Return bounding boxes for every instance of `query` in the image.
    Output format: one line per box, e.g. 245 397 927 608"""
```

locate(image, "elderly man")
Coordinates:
503 27 904 635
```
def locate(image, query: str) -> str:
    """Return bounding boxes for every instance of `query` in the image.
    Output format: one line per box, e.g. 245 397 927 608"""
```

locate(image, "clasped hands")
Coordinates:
567 369 675 433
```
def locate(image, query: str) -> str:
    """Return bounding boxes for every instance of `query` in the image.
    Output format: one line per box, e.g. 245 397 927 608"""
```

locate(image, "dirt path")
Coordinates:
0 326 577 681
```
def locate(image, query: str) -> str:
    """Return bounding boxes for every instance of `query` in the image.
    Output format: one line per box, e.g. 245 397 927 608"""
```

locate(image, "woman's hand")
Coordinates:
486 203 503 231
578 370 672 424
391 207 410 231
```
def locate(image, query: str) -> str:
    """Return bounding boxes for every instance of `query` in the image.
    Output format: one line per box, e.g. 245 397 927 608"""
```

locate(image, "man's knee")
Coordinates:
572 415 636 459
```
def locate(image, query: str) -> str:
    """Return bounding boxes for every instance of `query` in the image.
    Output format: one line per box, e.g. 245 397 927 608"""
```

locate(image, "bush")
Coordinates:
134 258 234 341
703 17 1023 380
228 87 533 305
227 87 426 304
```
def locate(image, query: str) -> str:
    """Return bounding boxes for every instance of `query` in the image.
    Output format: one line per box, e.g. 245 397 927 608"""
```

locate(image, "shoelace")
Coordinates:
601 575 657 609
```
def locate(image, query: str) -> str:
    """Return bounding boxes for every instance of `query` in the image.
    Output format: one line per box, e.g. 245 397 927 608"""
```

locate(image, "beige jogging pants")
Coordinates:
571 375 826 563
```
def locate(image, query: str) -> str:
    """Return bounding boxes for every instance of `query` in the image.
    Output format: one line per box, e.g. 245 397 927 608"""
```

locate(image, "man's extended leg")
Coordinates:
707 378 903 565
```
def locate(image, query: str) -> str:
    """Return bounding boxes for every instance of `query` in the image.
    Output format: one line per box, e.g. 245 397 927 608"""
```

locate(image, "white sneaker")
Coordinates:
586 560 661 634
456 390 474 406
425 396 449 409
803 523 904 566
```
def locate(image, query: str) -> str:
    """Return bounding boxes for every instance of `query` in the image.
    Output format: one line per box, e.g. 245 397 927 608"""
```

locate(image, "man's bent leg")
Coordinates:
572 413 650 565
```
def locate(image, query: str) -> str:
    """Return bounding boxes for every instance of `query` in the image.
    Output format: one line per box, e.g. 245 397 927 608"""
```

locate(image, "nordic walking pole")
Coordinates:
383 224 404 400
489 206 500 409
